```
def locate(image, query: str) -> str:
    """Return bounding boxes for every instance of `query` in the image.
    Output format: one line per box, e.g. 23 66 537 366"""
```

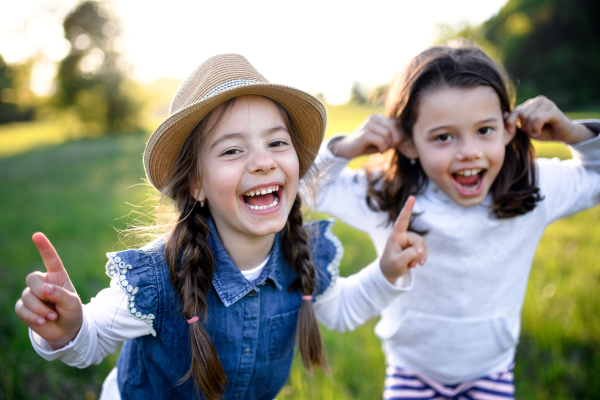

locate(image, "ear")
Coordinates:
397 137 419 159
191 182 205 202
503 122 517 146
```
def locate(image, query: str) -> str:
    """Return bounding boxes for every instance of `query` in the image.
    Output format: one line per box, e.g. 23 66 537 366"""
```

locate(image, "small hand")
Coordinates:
329 114 404 158
380 196 427 284
505 95 595 143
14 233 83 350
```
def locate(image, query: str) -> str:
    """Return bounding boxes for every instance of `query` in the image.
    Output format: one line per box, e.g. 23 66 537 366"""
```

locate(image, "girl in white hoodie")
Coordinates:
314 41 600 399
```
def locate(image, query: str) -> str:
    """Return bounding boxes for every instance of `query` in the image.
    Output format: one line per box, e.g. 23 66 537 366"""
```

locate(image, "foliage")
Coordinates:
54 0 141 134
349 81 367 104
482 0 600 109
0 55 35 125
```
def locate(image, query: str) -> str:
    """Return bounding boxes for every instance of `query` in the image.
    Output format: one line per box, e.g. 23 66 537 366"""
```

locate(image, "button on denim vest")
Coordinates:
105 218 342 400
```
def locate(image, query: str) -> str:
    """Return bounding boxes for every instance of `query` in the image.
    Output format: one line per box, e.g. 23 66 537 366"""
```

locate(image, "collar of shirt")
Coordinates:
207 216 289 307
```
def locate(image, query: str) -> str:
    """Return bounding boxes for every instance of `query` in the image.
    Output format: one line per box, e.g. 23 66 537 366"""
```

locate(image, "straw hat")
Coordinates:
143 53 327 192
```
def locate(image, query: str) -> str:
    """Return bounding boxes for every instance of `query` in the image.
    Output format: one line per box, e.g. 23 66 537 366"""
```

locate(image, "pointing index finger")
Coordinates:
393 196 415 234
32 232 66 274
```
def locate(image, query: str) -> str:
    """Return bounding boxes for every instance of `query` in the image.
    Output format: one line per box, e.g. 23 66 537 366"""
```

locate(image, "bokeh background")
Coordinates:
1 0 599 399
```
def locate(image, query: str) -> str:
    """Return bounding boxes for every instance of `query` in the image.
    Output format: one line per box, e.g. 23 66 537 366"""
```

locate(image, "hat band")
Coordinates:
201 79 259 100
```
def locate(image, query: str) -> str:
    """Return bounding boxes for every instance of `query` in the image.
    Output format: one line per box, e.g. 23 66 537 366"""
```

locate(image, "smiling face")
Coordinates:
197 95 299 245
401 85 515 207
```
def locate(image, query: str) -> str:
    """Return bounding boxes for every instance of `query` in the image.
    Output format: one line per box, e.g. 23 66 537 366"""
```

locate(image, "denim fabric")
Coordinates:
105 218 342 400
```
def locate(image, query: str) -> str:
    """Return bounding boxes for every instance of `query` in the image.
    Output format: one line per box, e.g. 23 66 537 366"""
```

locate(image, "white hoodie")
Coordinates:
314 120 600 384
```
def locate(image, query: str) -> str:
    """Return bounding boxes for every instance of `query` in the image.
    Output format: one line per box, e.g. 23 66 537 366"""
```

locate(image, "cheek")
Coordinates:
416 146 452 180
487 142 507 170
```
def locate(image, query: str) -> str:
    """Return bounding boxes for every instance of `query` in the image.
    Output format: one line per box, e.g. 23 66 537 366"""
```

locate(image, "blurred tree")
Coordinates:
350 81 367 104
367 83 389 107
483 0 600 109
55 0 141 134
0 55 35 124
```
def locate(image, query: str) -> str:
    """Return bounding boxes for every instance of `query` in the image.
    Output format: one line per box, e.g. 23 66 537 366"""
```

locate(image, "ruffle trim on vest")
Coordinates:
315 219 343 301
106 252 157 336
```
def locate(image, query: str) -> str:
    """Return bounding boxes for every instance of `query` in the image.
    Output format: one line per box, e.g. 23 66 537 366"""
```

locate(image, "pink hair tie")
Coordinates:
302 295 313 301
187 316 199 324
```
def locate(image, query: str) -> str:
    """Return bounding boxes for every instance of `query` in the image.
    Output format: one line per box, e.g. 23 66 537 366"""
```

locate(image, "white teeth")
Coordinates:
456 168 481 176
245 197 279 210
242 185 281 197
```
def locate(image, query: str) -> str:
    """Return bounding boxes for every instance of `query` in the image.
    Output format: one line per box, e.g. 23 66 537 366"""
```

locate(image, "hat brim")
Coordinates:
144 82 327 192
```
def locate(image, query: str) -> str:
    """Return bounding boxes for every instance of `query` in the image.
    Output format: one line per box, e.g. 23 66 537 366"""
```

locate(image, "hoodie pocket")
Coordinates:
388 311 516 379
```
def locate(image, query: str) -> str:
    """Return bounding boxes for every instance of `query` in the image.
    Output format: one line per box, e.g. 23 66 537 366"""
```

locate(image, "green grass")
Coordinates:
1 105 600 399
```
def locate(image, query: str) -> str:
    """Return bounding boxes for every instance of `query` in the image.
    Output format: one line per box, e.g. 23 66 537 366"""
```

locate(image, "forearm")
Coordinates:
314 260 413 332
30 279 150 368
569 120 600 172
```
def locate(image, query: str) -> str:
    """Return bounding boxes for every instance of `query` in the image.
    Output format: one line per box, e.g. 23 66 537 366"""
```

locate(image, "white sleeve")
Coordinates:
539 120 600 223
313 259 413 332
311 136 385 234
29 278 150 368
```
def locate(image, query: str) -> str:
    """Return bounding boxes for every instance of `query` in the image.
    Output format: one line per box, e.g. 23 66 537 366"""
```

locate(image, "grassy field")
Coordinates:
1 106 599 399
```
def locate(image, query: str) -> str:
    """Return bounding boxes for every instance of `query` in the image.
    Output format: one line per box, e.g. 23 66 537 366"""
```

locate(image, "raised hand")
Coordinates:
379 196 427 283
505 95 595 144
14 232 83 350
329 114 404 159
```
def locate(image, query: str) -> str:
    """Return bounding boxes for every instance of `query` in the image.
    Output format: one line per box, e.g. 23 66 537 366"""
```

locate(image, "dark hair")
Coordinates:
366 39 542 227
162 95 326 399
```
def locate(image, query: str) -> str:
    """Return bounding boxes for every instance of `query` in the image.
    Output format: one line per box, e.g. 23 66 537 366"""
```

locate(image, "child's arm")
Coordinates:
505 95 596 143
328 114 403 158
310 115 403 238
15 233 150 367
506 96 600 221
314 197 427 332
15 232 83 350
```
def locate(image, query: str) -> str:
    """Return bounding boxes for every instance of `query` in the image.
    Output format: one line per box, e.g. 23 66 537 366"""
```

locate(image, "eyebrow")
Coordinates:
208 125 289 151
426 117 501 134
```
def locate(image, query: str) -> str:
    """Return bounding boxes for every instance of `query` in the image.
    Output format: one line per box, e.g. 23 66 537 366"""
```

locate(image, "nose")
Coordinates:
455 141 482 161
248 149 277 174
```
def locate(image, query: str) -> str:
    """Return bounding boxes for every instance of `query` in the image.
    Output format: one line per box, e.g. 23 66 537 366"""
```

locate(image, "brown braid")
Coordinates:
162 110 229 399
282 196 328 371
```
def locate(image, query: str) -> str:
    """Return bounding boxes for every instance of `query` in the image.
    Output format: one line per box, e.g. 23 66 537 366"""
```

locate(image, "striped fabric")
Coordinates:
383 363 515 400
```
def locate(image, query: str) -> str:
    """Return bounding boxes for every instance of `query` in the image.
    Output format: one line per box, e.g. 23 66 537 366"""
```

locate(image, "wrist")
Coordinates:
47 323 83 351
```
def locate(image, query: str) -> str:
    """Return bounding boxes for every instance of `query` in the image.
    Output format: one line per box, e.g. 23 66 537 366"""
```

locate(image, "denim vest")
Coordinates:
105 218 342 400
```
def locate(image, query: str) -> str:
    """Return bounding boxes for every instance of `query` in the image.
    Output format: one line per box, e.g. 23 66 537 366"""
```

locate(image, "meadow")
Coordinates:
1 105 599 399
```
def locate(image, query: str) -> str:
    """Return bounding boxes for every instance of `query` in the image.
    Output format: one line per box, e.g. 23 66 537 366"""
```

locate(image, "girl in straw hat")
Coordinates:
15 54 427 400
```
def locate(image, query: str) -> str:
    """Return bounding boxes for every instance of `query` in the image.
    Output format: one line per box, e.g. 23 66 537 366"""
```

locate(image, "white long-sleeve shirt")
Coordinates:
314 120 600 384
31 248 413 397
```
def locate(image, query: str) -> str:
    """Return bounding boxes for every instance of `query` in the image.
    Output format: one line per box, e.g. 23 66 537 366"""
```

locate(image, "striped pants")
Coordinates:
383 363 515 400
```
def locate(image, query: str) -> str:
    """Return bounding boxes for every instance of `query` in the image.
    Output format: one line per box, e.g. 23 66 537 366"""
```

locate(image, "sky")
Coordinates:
0 0 508 104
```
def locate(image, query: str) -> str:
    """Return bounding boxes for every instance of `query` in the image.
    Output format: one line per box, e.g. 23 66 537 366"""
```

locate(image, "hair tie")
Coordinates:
187 316 199 324
302 295 313 301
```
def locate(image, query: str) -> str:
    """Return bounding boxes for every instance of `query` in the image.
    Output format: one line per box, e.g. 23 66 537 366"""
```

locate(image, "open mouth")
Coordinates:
241 185 282 211
452 168 485 194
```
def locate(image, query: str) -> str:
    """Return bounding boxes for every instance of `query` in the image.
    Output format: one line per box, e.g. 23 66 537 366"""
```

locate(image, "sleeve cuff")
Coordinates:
29 306 90 362
570 120 600 165
319 135 353 163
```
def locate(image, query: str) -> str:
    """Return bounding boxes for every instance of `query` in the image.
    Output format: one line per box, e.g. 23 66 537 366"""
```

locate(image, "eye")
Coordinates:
478 127 494 135
435 133 452 142
269 140 289 148
221 148 242 156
